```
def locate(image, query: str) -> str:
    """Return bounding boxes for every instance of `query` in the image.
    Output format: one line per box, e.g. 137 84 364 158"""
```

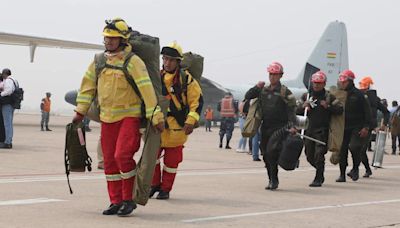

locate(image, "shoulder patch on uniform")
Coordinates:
332 99 340 105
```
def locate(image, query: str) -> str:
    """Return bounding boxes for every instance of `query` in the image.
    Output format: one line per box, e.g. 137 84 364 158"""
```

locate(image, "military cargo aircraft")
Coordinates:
0 21 348 122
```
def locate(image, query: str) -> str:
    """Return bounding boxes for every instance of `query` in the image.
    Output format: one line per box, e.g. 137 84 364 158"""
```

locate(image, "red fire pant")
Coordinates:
101 117 141 204
151 146 183 192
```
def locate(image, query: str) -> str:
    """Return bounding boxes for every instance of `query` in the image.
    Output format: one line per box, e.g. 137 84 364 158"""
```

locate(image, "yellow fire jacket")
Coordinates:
76 45 163 125
161 70 203 147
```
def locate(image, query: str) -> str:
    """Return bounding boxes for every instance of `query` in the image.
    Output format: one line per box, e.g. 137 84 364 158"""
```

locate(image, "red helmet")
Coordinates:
339 70 355 82
311 71 327 83
267 62 284 74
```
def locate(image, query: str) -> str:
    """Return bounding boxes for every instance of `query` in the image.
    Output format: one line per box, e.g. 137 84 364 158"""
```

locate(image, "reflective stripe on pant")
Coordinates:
151 146 183 192
101 117 141 204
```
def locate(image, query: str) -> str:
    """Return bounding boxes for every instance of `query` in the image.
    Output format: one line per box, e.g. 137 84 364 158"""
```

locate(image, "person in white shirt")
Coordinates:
0 68 17 149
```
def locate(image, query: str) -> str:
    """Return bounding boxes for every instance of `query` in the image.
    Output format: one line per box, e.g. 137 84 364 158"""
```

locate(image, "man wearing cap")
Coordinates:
336 70 372 182
297 71 343 187
73 18 164 216
40 92 52 131
149 41 203 200
245 62 297 190
218 92 238 149
349 76 389 178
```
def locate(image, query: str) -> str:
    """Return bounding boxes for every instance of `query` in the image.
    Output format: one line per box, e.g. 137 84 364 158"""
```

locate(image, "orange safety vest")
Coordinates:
205 109 213 120
220 97 235 118
42 98 51 112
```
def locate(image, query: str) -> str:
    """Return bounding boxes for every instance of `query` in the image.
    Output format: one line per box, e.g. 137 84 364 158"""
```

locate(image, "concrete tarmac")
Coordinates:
0 114 399 228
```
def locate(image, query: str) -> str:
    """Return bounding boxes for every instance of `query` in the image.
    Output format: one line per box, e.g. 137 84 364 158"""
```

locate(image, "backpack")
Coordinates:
9 78 24 109
391 107 400 136
64 122 92 194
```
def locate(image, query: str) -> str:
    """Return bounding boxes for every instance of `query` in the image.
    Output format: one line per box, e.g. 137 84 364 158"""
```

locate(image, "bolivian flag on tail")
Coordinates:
327 52 336 58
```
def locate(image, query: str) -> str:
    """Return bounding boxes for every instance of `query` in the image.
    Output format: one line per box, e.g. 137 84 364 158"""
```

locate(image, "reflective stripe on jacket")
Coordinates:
75 45 163 124
220 97 235 118
161 70 203 147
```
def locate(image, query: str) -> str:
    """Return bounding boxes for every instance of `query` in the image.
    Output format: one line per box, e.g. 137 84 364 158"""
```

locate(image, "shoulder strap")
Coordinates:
94 52 142 101
121 52 143 100
9 78 18 89
280 85 289 103
325 90 331 104
280 85 287 98
94 53 107 81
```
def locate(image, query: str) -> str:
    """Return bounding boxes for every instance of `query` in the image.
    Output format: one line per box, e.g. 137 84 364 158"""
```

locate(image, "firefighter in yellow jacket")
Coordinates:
72 18 164 216
150 41 203 200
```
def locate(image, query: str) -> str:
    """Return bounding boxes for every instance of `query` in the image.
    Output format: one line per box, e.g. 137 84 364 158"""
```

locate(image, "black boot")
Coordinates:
351 168 359 181
309 167 324 187
265 180 272 190
269 166 279 190
117 200 137 217
149 185 160 198
156 190 170 200
336 165 346 182
363 169 372 178
45 126 52 131
225 139 231 149
102 203 123 215
41 124 44 131
347 169 354 179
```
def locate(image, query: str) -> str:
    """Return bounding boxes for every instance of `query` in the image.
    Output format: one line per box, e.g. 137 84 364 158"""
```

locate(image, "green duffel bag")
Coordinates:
64 122 92 194
181 52 204 85
242 98 262 137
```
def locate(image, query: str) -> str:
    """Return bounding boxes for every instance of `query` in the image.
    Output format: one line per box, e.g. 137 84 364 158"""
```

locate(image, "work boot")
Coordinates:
351 169 359 181
226 139 231 149
269 178 279 190
219 142 223 148
117 200 137 217
309 167 324 187
156 190 170 200
269 166 279 190
45 126 52 131
102 203 123 215
149 185 160 198
265 180 272 190
336 175 346 182
347 169 354 179
41 125 44 131
363 169 372 178
336 165 346 182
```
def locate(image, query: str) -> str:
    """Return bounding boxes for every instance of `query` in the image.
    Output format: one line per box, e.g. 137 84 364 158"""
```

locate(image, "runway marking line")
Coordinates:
182 199 400 223
0 198 66 206
1 165 400 184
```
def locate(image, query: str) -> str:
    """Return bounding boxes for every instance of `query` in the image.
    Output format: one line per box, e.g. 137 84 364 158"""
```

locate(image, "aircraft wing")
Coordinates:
0 32 104 62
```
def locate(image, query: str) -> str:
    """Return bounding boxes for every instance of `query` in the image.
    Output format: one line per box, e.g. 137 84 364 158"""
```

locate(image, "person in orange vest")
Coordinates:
218 92 238 149
73 18 164 216
204 105 214 132
149 41 203 200
40 92 52 131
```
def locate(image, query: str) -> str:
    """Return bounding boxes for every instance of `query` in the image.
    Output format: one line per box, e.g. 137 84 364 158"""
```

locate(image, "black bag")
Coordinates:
278 135 304 171
10 79 23 109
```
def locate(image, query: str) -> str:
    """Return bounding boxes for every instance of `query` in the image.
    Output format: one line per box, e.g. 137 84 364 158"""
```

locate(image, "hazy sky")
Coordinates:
0 0 399 114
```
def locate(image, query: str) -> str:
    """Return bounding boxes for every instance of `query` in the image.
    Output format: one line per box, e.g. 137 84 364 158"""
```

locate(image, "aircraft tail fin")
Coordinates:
285 21 349 89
